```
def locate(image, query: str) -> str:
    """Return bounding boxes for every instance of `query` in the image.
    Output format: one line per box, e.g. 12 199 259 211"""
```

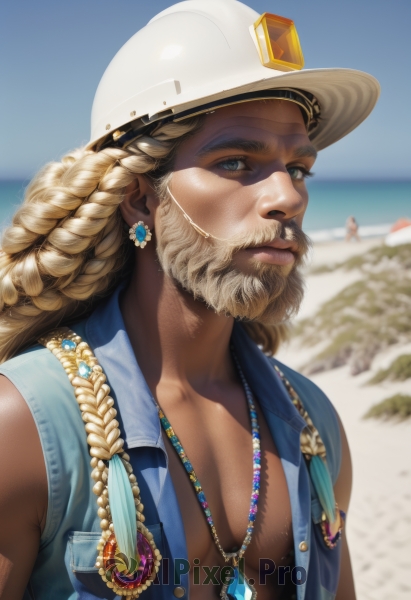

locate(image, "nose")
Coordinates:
256 171 307 223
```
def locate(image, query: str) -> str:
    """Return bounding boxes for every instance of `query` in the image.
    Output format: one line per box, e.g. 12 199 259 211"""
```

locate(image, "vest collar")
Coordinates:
231 325 306 430
85 285 306 450
86 284 164 451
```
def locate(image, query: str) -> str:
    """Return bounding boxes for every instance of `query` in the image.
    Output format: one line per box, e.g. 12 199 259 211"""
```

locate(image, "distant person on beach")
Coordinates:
345 215 361 242
0 2 380 599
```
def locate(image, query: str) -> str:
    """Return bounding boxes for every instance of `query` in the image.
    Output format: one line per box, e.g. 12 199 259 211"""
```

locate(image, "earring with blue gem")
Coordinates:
129 221 152 249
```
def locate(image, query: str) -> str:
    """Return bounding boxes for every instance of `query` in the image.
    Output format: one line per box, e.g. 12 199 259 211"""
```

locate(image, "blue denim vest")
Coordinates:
0 285 342 600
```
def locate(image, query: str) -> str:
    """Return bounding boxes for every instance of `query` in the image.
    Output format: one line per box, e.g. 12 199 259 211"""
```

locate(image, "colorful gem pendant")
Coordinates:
129 221 152 248
220 560 257 600
321 506 346 549
102 526 156 589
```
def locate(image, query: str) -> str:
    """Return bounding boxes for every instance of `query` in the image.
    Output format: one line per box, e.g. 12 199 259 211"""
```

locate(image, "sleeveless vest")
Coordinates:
0 286 342 600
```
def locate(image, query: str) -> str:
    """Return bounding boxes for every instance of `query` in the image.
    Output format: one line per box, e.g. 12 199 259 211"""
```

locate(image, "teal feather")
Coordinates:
108 454 137 563
310 455 336 523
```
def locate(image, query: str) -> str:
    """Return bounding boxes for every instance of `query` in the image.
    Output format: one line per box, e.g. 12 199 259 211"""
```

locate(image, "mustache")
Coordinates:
214 221 311 265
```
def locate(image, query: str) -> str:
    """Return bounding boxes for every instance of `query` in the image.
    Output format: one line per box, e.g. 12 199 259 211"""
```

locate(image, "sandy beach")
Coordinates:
277 238 411 600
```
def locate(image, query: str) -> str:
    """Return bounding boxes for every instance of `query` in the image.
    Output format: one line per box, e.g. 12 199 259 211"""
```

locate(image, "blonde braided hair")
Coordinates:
0 118 285 363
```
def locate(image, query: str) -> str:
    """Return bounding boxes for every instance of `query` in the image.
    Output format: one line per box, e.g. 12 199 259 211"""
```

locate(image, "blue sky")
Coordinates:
1 0 410 180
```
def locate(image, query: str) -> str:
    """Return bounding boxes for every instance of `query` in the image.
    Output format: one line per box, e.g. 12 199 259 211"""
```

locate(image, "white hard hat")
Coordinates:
88 0 380 152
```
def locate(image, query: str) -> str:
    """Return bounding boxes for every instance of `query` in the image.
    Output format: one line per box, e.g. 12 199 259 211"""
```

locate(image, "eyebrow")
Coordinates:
196 138 271 157
292 145 318 160
196 138 317 160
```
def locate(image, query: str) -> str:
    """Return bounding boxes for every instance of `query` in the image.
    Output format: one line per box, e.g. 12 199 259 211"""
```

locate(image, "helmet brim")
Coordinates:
88 67 380 152
169 67 380 152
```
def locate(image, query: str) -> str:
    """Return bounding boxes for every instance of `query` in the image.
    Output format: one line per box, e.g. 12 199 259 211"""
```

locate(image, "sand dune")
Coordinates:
277 238 411 600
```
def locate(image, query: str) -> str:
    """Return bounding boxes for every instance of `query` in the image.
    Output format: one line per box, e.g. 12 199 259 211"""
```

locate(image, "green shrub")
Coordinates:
344 243 411 271
295 265 411 375
367 354 411 384
364 394 411 420
309 264 336 275
308 243 411 275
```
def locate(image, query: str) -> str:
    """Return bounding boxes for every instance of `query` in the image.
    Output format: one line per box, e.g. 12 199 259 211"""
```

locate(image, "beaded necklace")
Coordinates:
157 351 259 600
40 328 345 600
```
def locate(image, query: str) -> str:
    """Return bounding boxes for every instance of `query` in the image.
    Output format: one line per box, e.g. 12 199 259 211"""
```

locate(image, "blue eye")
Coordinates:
288 167 311 180
220 159 246 171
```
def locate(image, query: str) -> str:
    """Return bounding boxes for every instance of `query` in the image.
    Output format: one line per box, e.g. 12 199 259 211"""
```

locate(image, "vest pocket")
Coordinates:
68 524 164 598
69 531 116 599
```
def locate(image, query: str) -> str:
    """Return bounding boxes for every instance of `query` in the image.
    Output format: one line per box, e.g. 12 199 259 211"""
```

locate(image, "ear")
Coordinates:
119 175 159 231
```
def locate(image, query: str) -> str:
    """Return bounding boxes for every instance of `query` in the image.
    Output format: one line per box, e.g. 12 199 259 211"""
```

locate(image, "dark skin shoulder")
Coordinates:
0 375 48 600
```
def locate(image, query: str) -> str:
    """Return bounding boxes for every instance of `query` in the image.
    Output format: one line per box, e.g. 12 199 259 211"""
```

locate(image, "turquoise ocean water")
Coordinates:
0 179 410 242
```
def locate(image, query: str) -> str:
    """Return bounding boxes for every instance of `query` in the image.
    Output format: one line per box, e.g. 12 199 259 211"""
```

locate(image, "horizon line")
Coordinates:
1 177 411 184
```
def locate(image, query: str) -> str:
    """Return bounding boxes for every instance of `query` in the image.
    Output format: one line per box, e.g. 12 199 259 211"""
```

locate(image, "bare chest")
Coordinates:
160 391 294 599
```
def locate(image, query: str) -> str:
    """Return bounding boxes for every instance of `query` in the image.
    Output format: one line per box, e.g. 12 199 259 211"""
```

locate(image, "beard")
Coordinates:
155 195 310 326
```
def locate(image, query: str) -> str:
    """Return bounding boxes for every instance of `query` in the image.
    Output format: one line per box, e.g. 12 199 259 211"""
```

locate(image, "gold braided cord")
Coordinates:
39 327 161 597
273 364 327 459
276 366 345 544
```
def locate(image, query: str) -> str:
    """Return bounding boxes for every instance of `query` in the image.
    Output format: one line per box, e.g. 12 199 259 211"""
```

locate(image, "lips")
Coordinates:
243 239 298 267
249 238 299 255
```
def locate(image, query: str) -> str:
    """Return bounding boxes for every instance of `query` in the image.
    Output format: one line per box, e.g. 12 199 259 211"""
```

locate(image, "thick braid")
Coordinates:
0 114 285 361
0 118 203 363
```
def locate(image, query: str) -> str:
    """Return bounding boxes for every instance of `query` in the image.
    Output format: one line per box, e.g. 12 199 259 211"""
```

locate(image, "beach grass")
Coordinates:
294 244 411 375
363 393 411 421
309 242 411 274
367 354 411 384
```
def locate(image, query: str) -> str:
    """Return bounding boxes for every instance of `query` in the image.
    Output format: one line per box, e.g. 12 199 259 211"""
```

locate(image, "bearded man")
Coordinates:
0 2 379 599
